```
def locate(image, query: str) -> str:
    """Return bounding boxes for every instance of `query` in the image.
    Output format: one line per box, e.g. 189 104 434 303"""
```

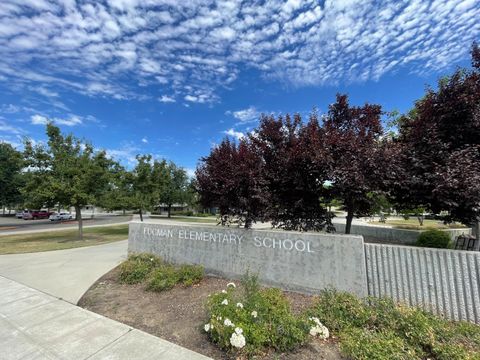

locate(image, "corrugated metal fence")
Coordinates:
365 243 480 323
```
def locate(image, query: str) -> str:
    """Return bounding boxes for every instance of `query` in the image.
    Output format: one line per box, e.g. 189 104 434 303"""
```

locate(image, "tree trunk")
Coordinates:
123 209 126 216
474 219 480 252
345 208 354 234
75 205 83 240
417 214 424 226
168 204 172 218
139 208 143 222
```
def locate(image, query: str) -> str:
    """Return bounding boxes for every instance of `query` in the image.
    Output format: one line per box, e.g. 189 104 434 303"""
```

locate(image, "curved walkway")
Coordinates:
0 276 211 360
0 240 128 304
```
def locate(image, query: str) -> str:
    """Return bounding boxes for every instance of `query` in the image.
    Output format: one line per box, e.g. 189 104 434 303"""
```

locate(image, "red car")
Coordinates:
23 210 52 220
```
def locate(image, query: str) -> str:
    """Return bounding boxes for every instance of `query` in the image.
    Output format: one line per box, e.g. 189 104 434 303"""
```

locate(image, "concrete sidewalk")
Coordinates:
0 241 128 304
0 276 211 360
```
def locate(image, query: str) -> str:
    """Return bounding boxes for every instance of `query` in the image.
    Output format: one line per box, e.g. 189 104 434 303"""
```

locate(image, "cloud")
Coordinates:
31 114 48 125
105 142 140 166
0 0 478 103
223 128 244 140
229 106 259 123
185 167 196 178
30 114 87 126
141 137 148 143
0 119 26 135
158 95 176 103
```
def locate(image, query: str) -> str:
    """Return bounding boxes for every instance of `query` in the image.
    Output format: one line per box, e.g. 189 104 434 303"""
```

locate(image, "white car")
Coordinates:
49 212 73 221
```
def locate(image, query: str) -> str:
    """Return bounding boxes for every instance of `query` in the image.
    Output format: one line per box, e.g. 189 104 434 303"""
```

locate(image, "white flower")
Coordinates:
227 282 236 288
310 321 330 340
221 299 228 305
230 332 246 349
308 318 329 340
251 311 258 318
236 302 243 309
204 324 211 332
234 327 243 335
216 316 222 321
224 318 234 327
221 290 227 294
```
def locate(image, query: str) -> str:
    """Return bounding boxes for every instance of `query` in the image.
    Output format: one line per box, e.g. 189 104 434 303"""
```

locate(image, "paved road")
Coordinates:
0 241 128 304
0 215 132 234
0 276 212 360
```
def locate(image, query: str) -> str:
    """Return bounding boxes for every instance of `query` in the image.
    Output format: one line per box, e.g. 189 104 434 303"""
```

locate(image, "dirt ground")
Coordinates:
79 267 344 360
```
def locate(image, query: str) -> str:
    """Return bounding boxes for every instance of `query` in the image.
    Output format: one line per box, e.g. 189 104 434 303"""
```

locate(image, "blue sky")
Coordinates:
0 0 479 175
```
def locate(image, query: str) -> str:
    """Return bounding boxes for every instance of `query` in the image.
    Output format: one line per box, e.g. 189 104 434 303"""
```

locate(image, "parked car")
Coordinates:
23 210 52 220
16 211 25 219
49 212 73 221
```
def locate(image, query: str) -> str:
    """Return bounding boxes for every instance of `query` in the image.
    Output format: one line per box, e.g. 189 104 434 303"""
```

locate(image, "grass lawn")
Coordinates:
0 225 128 255
368 219 468 230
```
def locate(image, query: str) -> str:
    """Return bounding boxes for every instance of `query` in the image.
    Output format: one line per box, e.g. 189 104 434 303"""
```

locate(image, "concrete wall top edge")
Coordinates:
129 220 365 241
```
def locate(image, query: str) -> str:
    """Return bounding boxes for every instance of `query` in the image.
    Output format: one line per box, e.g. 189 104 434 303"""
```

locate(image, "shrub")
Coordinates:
310 289 371 332
194 212 212 217
170 210 194 216
340 328 419 360
204 274 315 357
312 290 480 360
416 229 452 248
146 263 204 292
119 253 204 290
119 253 162 284
145 265 178 291
177 264 204 286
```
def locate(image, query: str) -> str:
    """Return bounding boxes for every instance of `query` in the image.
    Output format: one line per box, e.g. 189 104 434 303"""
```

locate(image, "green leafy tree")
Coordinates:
158 161 190 218
23 124 113 239
99 162 135 215
131 155 155 221
0 142 24 214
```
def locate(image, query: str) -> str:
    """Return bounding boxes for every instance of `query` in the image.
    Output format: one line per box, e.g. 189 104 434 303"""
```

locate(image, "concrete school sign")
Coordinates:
128 221 368 297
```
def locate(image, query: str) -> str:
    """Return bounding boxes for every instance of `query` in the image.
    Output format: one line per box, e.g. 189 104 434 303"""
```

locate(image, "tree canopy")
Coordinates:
23 123 113 238
0 142 24 213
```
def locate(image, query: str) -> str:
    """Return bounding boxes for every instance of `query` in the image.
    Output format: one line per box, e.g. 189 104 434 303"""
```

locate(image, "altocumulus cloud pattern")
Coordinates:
0 0 479 103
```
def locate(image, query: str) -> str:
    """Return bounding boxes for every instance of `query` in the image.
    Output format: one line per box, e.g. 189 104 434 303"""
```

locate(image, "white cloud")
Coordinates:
31 114 84 126
105 142 140 166
0 0 478 102
223 128 244 140
141 137 148 143
0 119 26 135
31 114 48 125
185 167 196 178
229 106 259 123
158 95 176 103
55 115 82 126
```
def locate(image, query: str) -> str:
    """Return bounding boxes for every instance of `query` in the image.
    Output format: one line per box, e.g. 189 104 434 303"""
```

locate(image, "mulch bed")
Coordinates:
78 267 344 360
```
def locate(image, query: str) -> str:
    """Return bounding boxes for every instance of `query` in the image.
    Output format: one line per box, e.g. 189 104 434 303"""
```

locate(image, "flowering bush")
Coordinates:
311 289 480 360
119 253 162 284
204 274 313 356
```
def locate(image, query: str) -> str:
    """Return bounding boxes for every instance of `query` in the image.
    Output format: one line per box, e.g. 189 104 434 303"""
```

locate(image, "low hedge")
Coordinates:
119 253 204 290
416 229 452 249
